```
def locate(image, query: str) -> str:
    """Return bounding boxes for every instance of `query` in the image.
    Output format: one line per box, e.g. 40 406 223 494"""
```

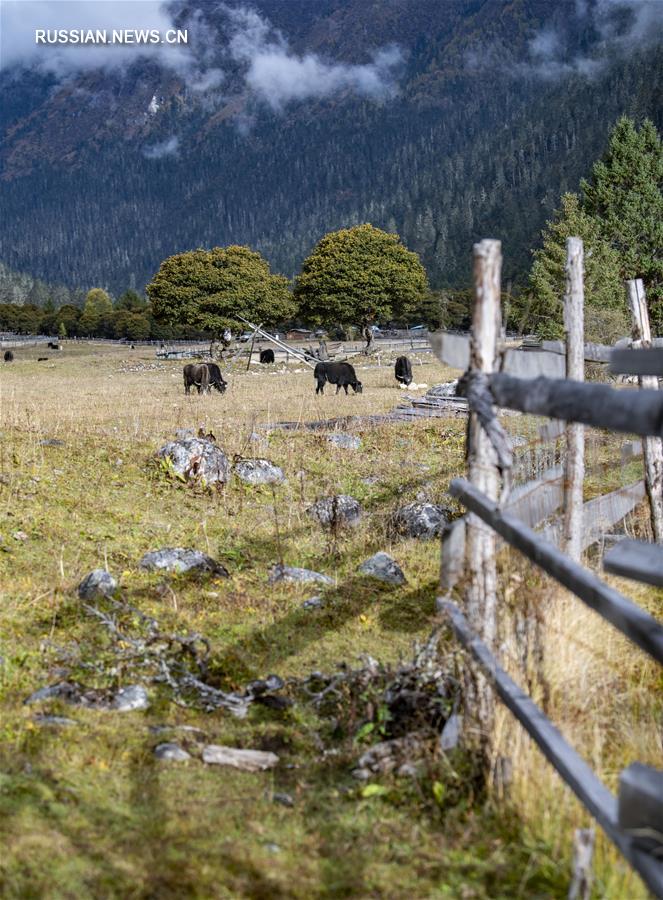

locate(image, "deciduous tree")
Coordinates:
147 246 294 336
294 224 428 333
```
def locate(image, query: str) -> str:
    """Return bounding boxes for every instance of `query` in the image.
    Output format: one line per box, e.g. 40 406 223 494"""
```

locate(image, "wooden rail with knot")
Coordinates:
434 241 663 899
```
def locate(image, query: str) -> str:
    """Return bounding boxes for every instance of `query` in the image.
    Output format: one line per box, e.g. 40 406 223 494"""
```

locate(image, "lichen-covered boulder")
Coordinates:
358 552 406 585
269 564 333 586
391 503 451 540
78 568 117 600
307 495 362 529
327 433 361 450
157 437 230 486
139 548 229 577
234 458 285 485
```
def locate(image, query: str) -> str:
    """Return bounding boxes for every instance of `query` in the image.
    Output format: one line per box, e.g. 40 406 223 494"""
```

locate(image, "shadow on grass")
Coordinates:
210 577 439 684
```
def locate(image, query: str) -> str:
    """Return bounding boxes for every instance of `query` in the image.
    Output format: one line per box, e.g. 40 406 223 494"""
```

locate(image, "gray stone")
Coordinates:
139 548 229 577
269 564 333 586
202 745 279 771
307 495 362 529
358 552 406 585
440 713 463 751
427 380 459 398
234 458 285 485
24 682 78 705
78 568 117 600
154 742 191 761
33 714 79 727
111 685 149 712
273 792 294 807
392 503 451 540
40 438 65 447
301 595 324 610
327 433 361 450
157 437 230 486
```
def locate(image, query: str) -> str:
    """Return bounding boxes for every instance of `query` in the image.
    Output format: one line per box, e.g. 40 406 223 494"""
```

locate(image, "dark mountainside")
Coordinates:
0 0 661 297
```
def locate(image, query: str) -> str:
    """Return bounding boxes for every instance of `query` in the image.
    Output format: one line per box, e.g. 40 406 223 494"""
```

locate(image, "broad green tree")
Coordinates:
516 193 627 341
581 117 663 330
294 224 428 334
147 245 294 336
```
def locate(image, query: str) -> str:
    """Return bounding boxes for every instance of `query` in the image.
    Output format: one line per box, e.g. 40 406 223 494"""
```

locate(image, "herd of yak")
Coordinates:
2 345 414 395
183 356 413 396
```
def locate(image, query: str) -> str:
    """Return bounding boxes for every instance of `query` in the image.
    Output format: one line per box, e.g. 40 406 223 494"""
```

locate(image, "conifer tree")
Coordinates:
582 117 663 330
516 193 627 341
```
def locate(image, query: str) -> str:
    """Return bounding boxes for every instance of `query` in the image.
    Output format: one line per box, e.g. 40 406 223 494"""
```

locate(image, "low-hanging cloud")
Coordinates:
0 0 222 90
143 135 180 158
466 0 662 82
524 0 662 80
226 5 403 111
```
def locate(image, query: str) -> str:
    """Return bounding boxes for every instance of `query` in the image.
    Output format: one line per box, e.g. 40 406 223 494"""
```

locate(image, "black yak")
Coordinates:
260 348 275 364
183 363 210 395
314 361 363 395
395 356 413 386
4 350 13 362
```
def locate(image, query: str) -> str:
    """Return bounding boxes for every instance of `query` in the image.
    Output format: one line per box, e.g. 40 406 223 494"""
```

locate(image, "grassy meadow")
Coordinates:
0 341 659 899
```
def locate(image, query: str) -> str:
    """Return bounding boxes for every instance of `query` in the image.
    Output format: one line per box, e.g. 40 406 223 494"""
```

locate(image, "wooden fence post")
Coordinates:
563 238 585 562
626 279 663 543
466 239 502 740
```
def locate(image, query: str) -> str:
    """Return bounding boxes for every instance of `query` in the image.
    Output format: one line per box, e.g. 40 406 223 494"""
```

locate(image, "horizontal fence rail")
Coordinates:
449 477 663 666
484 373 663 438
439 597 663 899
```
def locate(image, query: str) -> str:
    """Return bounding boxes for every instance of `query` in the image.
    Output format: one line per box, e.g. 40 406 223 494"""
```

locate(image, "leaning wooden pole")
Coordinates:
465 239 502 742
626 279 663 543
563 238 585 562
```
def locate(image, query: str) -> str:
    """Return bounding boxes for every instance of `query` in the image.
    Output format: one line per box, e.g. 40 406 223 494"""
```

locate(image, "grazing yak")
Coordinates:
4 350 14 362
183 363 227 395
260 348 275 364
206 362 227 393
314 361 363 395
394 355 413 386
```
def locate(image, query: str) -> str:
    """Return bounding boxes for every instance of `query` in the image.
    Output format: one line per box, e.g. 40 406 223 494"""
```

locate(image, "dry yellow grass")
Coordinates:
0 339 659 898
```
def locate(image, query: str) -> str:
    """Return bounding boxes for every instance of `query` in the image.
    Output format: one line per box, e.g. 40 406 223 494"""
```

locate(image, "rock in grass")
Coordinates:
273 792 294 807
269 564 333 586
233 458 285 485
307 495 362 529
111 685 149 712
202 745 279 771
327 433 361 450
40 438 65 447
78 568 117 600
440 713 463 752
24 682 78 705
139 548 229 577
391 503 451 540
302 595 324 610
33 714 79 728
358 552 406 585
154 742 191 761
157 437 230 486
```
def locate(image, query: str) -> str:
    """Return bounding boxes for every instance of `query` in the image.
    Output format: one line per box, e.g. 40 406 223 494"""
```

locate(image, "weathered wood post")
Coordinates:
563 238 585 562
246 324 262 371
626 279 663 543
465 239 502 739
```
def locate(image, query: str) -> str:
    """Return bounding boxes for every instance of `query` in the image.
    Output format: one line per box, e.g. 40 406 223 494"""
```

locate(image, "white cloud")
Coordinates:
143 135 179 158
0 1 404 113
225 5 403 111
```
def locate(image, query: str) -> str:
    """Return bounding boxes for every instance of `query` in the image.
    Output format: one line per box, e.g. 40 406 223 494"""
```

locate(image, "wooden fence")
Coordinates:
435 240 663 898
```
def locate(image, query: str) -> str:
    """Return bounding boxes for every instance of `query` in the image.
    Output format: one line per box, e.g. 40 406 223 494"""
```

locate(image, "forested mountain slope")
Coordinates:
0 0 661 295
